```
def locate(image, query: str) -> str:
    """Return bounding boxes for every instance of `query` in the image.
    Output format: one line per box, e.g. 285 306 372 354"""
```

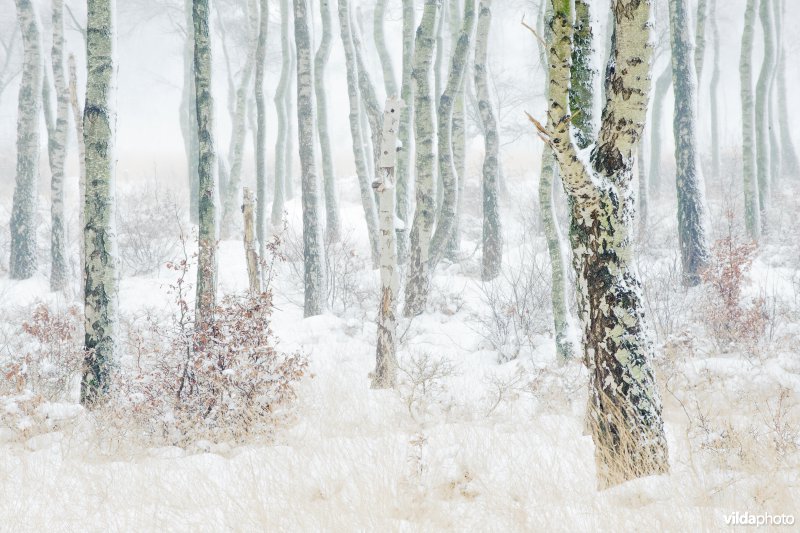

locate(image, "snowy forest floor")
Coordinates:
1 165 799 531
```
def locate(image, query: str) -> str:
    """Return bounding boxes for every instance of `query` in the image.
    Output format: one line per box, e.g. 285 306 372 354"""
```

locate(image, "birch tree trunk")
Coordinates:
767 0 781 183
193 0 217 327
255 0 268 269
775 0 799 177
395 0 415 264
541 0 669 488
694 0 707 82
47 0 69 292
315 0 340 242
373 97 403 389
373 0 397 97
220 0 258 239
243 187 260 293
429 0 475 270
403 0 440 317
68 54 87 294
81 0 117 405
295 0 325 317
669 0 710 286
754 0 775 229
9 0 42 280
338 0 380 267
475 0 500 282
570 0 595 149
740 0 760 240
285 42 296 201
445 0 466 260
708 0 721 179
271 0 290 227
647 63 671 197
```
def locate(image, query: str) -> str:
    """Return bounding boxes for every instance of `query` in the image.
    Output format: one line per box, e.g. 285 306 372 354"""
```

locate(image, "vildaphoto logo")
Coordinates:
724 512 795 527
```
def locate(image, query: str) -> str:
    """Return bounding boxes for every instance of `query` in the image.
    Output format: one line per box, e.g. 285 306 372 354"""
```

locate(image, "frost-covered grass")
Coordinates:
1 172 799 531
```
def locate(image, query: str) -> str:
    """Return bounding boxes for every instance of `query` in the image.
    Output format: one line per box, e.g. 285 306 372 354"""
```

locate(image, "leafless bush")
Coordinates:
471 248 551 363
637 254 695 345
397 351 458 422
117 184 184 276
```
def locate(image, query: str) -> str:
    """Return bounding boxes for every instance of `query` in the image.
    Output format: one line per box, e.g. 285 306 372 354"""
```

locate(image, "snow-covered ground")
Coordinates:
1 170 799 532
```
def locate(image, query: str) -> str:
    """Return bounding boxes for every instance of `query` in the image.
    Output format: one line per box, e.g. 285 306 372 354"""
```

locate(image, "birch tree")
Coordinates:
271 0 290 227
193 0 217 325
395 0 415 263
47 0 70 292
404 0 439 317
81 0 117 405
708 0 721 179
446 0 466 260
9 0 42 280
669 0 710 285
474 0 500 281
775 0 799 177
295 0 325 317
570 0 595 149
338 0 380 267
315 0 340 241
535 0 669 487
181 0 200 223
740 0 759 240
694 0 707 82
429 0 475 270
373 0 397 97
373 97 403 389
767 0 781 183
255 0 268 268
754 0 775 228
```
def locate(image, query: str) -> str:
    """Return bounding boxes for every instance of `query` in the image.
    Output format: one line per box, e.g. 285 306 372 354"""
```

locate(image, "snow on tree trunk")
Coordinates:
429 0 475 270
403 0 440 317
294 0 325 318
242 187 260 293
647 63 671 197
9 0 42 280
475 0 501 282
47 0 69 292
570 0 595 149
541 0 669 488
271 0 290 228
315 0 340 242
193 0 217 327
181 0 199 224
395 0 415 264
754 0 775 230
337 0 380 268
220 0 257 240
775 0 799 177
373 0 397 98
740 0 760 240
372 97 403 389
669 0 710 286
81 0 117 405
69 54 87 296
708 0 721 180
255 0 268 274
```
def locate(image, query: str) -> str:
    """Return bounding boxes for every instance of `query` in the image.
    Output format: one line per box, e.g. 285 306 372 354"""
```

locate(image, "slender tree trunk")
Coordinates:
403 0 440 317
9 0 42 280
182 0 199 224
46 0 69 292
708 0 721 180
220 0 258 239
445 0 466 260
570 0 595 149
429 0 475 270
754 0 775 229
243 187 260 293
373 0 397 97
775 0 799 177
295 0 325 317
475 1 500 282
669 0 710 285
433 5 446 214
395 0 415 264
315 0 340 242
271 0 290 227
373 97 403 389
740 0 760 240
338 0 380 267
68 54 86 294
543 0 668 488
768 0 781 183
81 0 117 405
285 41 296 201
193 0 217 326
255 0 268 271
647 63 672 197
694 0 707 82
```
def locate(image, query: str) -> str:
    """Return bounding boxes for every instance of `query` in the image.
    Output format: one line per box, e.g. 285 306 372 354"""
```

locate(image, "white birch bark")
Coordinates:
372 96 403 389
445 0 466 260
395 0 415 264
775 0 799 177
9 0 42 280
271 0 290 227
295 0 325 317
740 0 760 240
754 0 775 229
694 0 707 83
708 0 721 179
373 0 397 98
81 0 117 405
403 0 439 317
242 187 260 293
255 0 268 274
